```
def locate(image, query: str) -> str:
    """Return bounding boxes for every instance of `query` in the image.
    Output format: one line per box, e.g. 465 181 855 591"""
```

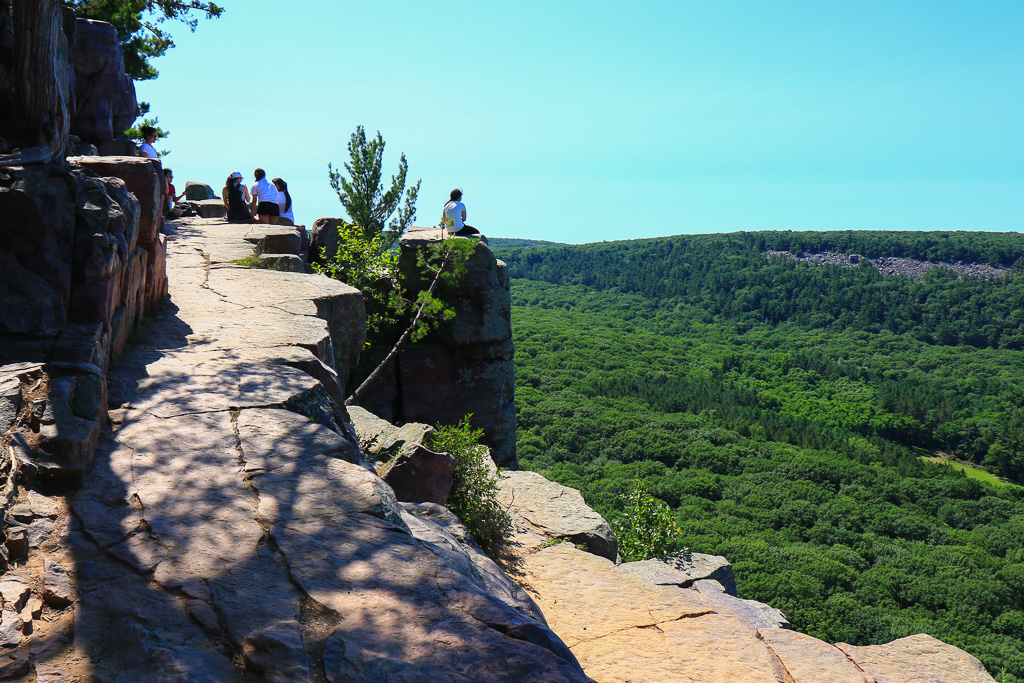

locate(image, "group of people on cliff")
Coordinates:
137 127 294 225
222 169 294 225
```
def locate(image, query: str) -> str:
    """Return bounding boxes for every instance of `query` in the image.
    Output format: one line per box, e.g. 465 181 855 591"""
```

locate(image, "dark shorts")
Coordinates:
257 201 280 217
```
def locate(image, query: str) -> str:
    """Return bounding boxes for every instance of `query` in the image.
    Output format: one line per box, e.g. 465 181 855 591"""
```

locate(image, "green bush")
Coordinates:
429 416 511 555
614 479 685 561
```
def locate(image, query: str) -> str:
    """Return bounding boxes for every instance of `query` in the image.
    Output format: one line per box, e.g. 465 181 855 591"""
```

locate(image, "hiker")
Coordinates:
222 171 252 223
138 126 158 159
442 189 480 237
163 168 185 217
272 177 294 226
250 168 279 224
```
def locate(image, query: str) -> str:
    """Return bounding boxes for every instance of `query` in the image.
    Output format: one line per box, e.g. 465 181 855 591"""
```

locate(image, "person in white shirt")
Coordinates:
138 126 158 159
273 178 294 225
442 188 480 237
250 168 279 224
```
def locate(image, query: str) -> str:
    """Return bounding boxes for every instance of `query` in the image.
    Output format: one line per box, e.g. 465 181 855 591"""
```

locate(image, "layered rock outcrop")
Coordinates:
335 224 518 467
66 18 138 155
0 215 589 680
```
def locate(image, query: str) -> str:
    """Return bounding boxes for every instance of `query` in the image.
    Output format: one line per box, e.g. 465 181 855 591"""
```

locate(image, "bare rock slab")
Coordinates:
522 543 785 682
497 470 617 561
757 628 872 683
837 634 996 683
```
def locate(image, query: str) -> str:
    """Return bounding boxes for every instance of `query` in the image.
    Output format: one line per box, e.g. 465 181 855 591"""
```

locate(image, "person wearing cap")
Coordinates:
222 171 252 223
250 168 280 224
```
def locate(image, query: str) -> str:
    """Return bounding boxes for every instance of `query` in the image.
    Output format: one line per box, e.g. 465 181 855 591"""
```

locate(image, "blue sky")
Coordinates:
138 1 1023 243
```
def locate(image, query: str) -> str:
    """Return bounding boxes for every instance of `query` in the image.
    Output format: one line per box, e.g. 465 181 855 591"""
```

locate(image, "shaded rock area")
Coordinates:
766 250 1010 280
0 215 588 681
66 18 137 155
0 155 168 488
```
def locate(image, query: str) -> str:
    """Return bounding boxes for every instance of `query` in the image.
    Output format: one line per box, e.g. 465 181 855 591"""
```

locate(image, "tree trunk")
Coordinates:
0 0 68 165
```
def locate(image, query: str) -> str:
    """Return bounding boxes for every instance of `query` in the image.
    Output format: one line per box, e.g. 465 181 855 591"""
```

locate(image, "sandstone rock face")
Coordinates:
361 226 516 466
497 470 617 561
67 19 137 148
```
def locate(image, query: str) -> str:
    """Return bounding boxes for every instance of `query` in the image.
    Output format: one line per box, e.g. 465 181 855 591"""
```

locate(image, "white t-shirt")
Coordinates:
139 142 157 158
443 200 465 230
250 178 278 204
278 194 294 222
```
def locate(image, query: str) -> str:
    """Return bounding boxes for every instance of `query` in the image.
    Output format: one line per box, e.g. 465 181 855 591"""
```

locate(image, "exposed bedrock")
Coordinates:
346 225 518 467
0 215 589 681
0 157 167 482
66 18 137 152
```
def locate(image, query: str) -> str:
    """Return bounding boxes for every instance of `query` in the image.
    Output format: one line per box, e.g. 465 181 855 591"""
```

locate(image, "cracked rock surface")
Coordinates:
48 217 588 681
521 541 996 683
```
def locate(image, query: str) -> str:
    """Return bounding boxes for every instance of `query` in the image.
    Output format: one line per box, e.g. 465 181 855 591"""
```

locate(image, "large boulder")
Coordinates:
381 441 455 505
497 470 617 561
184 181 216 201
619 551 737 596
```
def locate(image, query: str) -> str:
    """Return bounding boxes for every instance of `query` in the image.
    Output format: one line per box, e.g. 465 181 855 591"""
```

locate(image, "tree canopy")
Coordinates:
66 0 224 81
328 126 421 251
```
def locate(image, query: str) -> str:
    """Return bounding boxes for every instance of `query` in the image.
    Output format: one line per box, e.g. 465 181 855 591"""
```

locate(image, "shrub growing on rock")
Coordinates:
614 479 684 562
429 416 511 555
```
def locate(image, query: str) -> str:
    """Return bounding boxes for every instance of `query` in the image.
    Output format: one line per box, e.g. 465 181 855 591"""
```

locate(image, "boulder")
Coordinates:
347 405 433 455
247 227 303 256
693 579 789 630
521 543 786 683
188 198 227 219
309 217 346 265
381 441 455 504
620 551 737 596
42 559 76 607
497 470 617 561
756 628 873 683
184 181 216 201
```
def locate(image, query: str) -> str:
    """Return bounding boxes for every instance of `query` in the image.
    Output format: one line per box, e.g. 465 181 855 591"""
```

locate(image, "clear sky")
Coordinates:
137 0 1023 243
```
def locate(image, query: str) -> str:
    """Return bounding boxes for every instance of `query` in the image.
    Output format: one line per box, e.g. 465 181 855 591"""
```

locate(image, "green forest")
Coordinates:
490 231 1024 681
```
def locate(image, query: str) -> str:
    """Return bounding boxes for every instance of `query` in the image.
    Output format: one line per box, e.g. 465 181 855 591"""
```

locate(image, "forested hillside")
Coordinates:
492 230 1024 681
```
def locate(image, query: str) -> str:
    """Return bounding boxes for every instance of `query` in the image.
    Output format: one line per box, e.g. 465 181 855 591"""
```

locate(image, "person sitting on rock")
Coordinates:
138 126 158 159
222 171 252 223
272 177 294 226
442 189 480 237
163 168 186 218
250 168 279 225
